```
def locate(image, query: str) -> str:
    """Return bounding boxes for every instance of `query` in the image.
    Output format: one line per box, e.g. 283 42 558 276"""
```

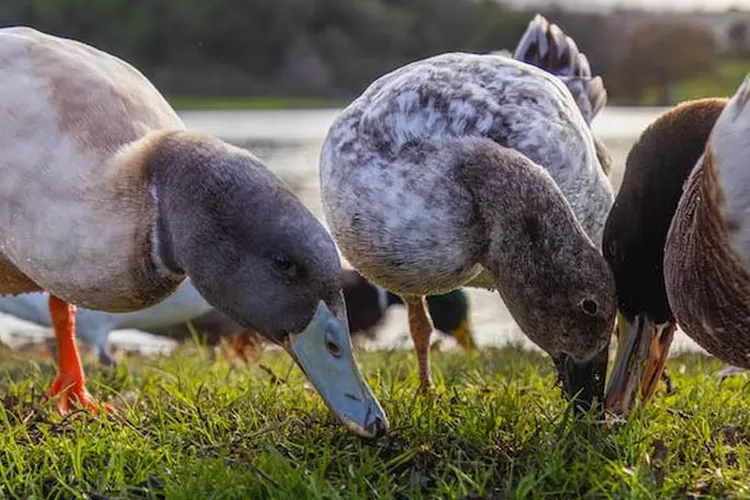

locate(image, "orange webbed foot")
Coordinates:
230 334 251 363
229 329 264 363
47 373 107 414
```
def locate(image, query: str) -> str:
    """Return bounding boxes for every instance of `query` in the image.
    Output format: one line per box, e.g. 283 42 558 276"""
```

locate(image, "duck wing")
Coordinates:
513 14 606 125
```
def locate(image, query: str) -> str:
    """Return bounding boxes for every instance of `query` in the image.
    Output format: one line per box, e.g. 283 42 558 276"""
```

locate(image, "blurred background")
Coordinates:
1 0 748 106
0 0 747 358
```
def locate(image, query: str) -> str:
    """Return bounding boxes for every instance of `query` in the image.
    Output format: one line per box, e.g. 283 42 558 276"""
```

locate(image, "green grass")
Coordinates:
0 345 749 498
167 95 349 111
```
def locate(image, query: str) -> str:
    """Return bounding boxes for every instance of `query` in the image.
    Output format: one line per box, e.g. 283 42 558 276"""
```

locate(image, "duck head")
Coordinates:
425 290 476 350
603 98 727 415
148 132 388 438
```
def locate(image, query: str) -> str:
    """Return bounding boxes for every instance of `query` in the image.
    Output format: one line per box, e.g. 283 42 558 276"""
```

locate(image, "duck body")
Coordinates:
0 27 184 307
0 26 387 437
664 80 750 369
320 14 617 406
321 52 612 297
0 280 214 364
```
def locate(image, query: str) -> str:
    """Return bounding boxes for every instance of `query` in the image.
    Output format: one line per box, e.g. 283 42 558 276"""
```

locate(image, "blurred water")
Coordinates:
0 106 705 356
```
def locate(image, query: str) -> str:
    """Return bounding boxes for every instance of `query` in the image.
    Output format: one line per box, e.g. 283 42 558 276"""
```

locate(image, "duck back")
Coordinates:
0 27 184 308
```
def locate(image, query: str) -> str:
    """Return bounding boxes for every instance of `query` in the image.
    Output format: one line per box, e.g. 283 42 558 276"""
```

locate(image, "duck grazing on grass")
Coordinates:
0 26 386 437
319 15 616 407
605 78 750 414
602 98 727 413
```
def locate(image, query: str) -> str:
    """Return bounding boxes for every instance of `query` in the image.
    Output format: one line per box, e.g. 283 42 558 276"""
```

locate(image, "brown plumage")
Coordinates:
665 145 750 368
604 77 750 414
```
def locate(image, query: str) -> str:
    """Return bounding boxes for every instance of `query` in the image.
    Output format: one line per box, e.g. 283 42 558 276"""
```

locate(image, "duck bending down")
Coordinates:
0 27 386 437
602 98 727 413
319 15 616 406
605 78 750 414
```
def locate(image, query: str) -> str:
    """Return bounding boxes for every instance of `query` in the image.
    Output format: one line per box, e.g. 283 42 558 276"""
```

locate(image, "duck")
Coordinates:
0 279 215 365
0 26 387 437
318 14 617 407
604 78 750 414
602 97 727 414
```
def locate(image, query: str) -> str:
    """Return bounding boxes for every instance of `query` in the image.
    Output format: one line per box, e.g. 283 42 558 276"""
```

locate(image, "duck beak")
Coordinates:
283 301 389 439
553 347 608 413
451 319 476 350
604 311 675 415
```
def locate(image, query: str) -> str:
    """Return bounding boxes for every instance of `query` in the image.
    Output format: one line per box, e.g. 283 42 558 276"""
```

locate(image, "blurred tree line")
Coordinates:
0 0 727 104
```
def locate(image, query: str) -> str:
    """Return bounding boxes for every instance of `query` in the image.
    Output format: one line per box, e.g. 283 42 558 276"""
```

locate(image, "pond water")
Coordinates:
0 106 705 357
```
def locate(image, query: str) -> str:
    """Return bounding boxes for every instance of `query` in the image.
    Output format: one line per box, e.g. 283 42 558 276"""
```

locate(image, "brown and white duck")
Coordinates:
604 77 750 413
0 26 386 437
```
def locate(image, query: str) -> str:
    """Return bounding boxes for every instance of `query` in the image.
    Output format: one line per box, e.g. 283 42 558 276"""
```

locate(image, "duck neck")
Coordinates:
603 98 727 324
144 131 255 287
452 138 604 340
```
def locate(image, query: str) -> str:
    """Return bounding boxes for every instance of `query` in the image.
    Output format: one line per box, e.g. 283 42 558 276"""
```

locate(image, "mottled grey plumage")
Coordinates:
320 46 615 368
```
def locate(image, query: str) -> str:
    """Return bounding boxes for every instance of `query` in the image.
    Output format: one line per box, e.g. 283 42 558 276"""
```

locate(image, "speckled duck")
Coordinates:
319 15 617 406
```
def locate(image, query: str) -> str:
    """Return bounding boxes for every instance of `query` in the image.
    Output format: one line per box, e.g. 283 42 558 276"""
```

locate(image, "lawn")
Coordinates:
0 344 748 499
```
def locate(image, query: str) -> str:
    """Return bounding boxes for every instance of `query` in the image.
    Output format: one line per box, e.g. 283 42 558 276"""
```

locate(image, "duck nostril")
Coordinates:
326 340 341 357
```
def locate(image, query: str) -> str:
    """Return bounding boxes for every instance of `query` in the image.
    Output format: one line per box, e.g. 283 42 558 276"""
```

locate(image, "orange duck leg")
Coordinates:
46 296 109 414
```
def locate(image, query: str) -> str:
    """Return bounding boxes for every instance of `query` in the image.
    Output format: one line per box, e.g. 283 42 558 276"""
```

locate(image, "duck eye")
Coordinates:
326 340 342 358
580 298 599 316
272 255 297 277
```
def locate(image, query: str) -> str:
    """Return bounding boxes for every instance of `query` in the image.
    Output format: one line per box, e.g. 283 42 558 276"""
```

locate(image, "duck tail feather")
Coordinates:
513 14 606 124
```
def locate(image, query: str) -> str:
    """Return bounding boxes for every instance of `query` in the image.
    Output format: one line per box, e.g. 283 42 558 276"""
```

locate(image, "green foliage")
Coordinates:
1 0 732 106
0 346 749 498
0 0 531 98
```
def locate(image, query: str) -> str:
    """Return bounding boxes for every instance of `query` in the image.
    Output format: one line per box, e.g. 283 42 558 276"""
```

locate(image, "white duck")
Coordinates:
319 15 616 406
0 279 214 365
0 26 386 437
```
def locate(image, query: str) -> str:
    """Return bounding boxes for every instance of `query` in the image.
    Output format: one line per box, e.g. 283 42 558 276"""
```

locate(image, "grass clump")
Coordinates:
0 345 748 498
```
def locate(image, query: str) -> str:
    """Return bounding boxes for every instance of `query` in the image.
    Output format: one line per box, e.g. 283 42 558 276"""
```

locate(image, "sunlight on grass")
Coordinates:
0 346 748 498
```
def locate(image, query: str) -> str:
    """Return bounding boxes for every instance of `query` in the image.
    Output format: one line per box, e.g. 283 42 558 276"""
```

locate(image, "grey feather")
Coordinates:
513 14 606 124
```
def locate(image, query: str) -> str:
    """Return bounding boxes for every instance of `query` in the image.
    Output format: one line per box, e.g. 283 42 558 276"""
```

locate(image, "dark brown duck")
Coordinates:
605 78 750 414
603 98 727 413
664 81 750 371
